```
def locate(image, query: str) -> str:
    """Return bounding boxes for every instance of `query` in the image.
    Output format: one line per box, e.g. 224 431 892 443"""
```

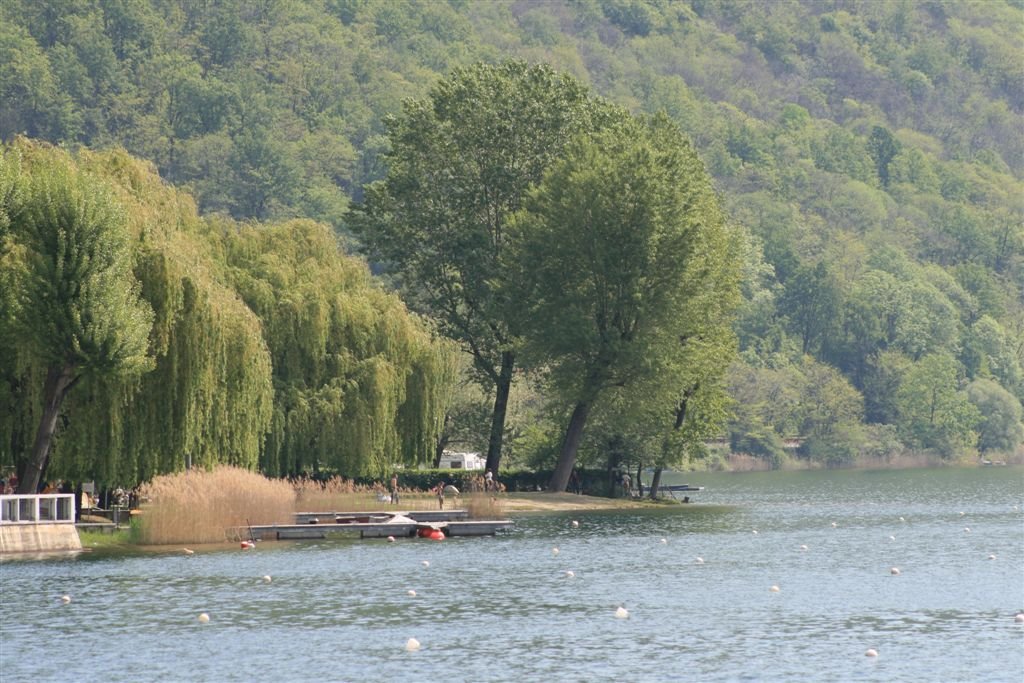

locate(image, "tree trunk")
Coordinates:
649 466 663 500
18 363 77 494
636 461 644 498
547 401 592 492
484 350 515 473
433 425 450 468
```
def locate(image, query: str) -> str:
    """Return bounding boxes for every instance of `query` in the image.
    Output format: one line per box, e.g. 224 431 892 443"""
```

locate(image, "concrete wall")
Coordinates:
0 524 82 553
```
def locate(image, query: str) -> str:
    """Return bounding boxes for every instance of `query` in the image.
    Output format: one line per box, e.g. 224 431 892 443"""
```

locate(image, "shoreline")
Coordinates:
498 491 671 512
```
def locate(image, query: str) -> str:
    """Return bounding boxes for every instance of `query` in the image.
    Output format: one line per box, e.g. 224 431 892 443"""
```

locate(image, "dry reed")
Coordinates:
136 466 295 545
465 493 505 519
292 476 394 512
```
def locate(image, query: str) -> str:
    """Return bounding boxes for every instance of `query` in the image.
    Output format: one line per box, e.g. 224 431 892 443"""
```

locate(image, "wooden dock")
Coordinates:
235 510 513 542
293 509 470 524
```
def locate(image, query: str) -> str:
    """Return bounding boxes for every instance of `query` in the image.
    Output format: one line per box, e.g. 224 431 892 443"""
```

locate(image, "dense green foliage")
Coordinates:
2 141 153 491
215 217 456 477
352 61 605 473
0 141 454 487
512 110 739 488
1 0 1021 470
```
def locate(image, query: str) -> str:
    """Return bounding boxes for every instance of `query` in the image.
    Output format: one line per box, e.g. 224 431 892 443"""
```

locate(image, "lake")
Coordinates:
2 467 1022 682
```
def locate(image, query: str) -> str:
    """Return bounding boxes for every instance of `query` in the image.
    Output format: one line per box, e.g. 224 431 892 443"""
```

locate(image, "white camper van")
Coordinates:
437 451 485 470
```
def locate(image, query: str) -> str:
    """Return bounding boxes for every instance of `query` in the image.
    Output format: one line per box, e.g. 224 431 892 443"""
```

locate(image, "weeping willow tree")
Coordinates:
0 140 274 488
214 218 457 477
2 141 154 493
2 141 453 487
0 142 35 479
58 147 275 484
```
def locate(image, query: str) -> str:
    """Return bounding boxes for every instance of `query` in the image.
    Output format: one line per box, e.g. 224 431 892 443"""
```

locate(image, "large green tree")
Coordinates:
895 353 980 456
216 217 457 477
352 61 602 473
4 142 153 492
513 111 738 492
966 378 1023 454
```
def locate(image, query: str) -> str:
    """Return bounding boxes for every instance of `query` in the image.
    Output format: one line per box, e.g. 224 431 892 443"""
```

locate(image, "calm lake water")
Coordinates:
2 467 1023 682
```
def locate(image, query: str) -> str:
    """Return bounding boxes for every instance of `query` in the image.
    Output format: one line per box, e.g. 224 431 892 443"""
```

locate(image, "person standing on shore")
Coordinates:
484 469 494 492
390 473 400 505
435 482 445 510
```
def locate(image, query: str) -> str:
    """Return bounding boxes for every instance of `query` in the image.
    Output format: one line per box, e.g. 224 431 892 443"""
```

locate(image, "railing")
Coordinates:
0 494 75 524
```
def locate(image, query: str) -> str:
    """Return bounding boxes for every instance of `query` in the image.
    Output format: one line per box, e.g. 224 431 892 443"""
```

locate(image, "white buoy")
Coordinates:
770 585 780 593
890 567 900 576
197 613 210 623
1015 613 1024 623
659 538 667 545
865 648 878 657
889 536 896 541
615 606 629 619
183 548 195 555
407 589 417 597
899 516 905 522
752 529 758 534
565 570 575 578
571 520 579 528
988 554 996 560
959 511 965 516
695 557 704 564
964 527 971 533
831 522 837 528
799 544 808 551
405 637 421 652
60 595 71 604
262 575 272 583
387 536 395 543
552 547 559 555
421 560 430 567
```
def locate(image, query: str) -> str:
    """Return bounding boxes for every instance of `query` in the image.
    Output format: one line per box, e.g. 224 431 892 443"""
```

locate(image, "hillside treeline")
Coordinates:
1 0 1021 477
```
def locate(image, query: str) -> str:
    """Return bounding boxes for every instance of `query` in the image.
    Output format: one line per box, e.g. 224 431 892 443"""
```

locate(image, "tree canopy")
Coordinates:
512 111 739 490
0 140 453 488
352 60 605 472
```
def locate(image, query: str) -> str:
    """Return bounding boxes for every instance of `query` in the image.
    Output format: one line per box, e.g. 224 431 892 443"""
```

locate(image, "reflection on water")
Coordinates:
2 467 1022 682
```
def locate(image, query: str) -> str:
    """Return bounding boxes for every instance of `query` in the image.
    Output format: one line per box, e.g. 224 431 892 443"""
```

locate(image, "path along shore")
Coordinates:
499 491 666 512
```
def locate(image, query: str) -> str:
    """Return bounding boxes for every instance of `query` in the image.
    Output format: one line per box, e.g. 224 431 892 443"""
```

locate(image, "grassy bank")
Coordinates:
77 527 136 552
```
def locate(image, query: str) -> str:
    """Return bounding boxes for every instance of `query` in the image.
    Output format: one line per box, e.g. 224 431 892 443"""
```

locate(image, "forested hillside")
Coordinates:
1 0 1021 477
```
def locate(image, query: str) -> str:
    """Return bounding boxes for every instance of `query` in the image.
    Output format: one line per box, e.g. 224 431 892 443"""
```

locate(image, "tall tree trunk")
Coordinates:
484 351 515 473
18 363 77 494
433 430 449 468
649 466 663 500
548 401 592 492
636 461 644 498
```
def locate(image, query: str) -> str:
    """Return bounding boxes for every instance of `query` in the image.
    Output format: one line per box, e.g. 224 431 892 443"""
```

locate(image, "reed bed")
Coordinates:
292 476 396 512
135 466 295 545
465 492 505 519
135 469 508 544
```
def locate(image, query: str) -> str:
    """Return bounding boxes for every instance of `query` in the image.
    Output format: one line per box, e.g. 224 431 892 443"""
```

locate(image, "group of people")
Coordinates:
384 468 503 510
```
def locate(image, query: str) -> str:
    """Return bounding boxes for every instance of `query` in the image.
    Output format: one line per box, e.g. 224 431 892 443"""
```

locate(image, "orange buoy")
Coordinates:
418 527 445 540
